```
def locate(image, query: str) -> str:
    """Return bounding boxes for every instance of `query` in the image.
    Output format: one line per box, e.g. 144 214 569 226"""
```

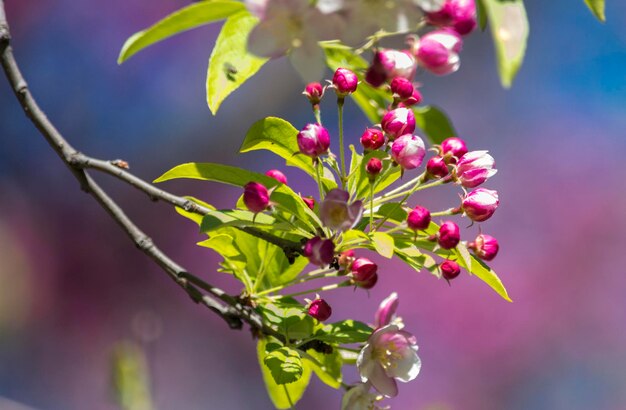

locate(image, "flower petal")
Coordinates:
368 360 399 397
385 344 421 382
375 292 399 328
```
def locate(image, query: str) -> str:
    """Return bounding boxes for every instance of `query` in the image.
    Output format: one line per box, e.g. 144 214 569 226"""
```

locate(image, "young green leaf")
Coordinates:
258 339 312 409
240 117 337 191
370 232 395 259
118 1 245 64
303 349 343 389
413 105 457 145
480 0 529 88
313 320 373 344
154 162 323 231
584 0 605 22
207 11 269 114
264 347 304 385
260 299 315 339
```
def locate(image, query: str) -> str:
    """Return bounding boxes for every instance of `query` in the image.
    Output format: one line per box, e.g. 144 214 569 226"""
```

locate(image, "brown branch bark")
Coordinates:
0 0 282 337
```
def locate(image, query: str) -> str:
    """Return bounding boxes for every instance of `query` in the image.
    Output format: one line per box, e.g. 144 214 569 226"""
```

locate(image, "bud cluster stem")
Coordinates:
337 97 347 189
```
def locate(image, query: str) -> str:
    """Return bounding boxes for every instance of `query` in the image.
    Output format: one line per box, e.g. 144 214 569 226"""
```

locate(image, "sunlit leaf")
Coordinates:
258 339 312 409
264 346 304 385
370 232 395 259
584 0 605 22
480 0 529 88
118 1 244 63
303 349 343 389
313 320 373 344
207 11 269 114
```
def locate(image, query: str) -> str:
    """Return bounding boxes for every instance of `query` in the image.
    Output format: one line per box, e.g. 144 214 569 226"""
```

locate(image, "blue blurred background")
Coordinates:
1 1 626 409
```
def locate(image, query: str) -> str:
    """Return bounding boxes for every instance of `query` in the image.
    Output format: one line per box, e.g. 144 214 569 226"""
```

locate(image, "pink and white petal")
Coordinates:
288 43 326 82
247 21 291 58
375 292 399 328
385 346 422 383
368 360 399 397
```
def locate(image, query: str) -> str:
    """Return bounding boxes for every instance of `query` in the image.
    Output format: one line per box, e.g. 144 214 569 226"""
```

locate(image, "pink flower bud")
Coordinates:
440 259 461 281
438 221 460 249
308 298 332 321
351 257 378 282
390 77 414 100
333 67 358 96
381 108 416 140
366 49 417 87
360 128 385 151
451 0 477 35
243 182 270 213
374 292 398 328
399 88 423 107
413 29 463 76
407 205 431 230
320 189 364 231
303 82 325 105
455 150 497 188
366 158 383 176
301 195 315 210
303 236 335 267
426 156 450 178
391 134 426 170
356 272 378 289
440 137 468 163
462 188 499 222
297 123 330 158
426 0 477 35
265 169 288 185
469 234 499 261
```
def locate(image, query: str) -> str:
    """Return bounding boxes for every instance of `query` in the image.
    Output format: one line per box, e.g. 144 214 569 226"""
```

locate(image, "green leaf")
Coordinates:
313 320 373 344
118 1 245 64
477 0 488 31
207 11 269 114
264 347 304 385
481 0 529 88
584 0 606 22
154 162 322 231
394 245 438 275
303 349 343 389
258 339 312 408
200 209 275 232
240 117 337 191
370 232 395 259
260 299 315 340
413 105 457 145
375 202 408 223
352 149 401 201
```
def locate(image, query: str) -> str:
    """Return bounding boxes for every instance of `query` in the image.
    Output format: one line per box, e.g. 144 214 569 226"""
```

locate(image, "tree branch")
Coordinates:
0 0 280 335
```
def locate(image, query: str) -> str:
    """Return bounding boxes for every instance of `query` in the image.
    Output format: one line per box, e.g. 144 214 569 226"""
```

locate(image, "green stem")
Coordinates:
315 160 325 201
337 97 346 189
313 105 322 125
374 177 447 206
272 281 349 300
430 207 459 217
369 182 374 232
283 385 295 410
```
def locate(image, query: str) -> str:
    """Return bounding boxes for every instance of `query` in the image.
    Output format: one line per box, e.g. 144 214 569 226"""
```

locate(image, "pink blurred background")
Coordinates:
1 1 626 409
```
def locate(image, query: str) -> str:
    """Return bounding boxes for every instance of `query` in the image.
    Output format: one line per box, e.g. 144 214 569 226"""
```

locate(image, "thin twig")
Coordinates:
0 0 275 334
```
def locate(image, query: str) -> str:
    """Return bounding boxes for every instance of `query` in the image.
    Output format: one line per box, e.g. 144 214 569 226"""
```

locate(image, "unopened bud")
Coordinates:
407 206 431 230
438 221 460 249
243 182 270 213
351 258 378 282
426 156 450 178
468 233 499 261
366 158 383 177
381 108 416 140
391 134 426 170
440 137 468 164
297 123 331 158
301 195 315 210
390 77 414 100
308 298 332 321
440 259 461 281
303 82 324 105
360 128 385 151
462 188 499 222
333 67 358 96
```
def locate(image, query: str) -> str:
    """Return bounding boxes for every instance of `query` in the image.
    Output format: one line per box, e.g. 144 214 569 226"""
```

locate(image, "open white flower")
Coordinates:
246 0 343 81
341 382 388 410
357 324 421 397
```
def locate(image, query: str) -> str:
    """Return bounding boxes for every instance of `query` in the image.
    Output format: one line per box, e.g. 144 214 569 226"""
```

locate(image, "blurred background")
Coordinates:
1 1 625 409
